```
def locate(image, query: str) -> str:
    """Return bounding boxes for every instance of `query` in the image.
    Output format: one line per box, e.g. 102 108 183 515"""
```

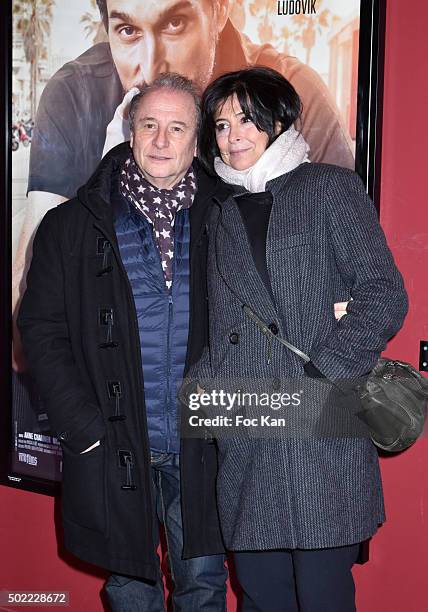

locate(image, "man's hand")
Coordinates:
102 87 140 157
334 301 350 321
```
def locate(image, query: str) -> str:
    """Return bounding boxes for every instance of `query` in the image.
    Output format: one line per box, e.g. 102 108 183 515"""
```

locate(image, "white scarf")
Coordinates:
214 125 310 192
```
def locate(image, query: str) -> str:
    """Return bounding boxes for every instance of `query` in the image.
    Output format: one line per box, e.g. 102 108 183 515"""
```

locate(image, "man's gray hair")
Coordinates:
128 73 202 133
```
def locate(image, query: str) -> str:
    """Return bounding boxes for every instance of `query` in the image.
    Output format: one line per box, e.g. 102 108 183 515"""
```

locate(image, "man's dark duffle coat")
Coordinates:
17 143 229 579
187 163 408 551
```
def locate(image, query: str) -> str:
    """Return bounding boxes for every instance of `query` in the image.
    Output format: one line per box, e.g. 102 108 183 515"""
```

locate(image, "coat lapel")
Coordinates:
190 162 229 259
214 197 278 321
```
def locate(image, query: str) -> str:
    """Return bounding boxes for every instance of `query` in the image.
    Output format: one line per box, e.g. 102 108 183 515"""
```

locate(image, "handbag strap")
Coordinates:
242 305 310 363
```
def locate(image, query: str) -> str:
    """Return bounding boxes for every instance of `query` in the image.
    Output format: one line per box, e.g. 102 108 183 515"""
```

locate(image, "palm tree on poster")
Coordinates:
248 0 334 61
247 0 297 55
80 0 108 45
292 1 332 65
13 0 55 119
249 0 277 43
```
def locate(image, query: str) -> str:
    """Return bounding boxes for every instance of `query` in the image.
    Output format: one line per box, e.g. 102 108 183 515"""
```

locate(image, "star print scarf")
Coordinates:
119 154 196 290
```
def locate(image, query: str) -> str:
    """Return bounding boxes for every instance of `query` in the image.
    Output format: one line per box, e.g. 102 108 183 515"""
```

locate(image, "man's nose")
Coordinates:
153 126 169 149
137 32 167 85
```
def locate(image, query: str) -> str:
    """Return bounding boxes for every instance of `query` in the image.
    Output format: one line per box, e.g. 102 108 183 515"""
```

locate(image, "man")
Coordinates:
17 74 228 611
12 0 354 321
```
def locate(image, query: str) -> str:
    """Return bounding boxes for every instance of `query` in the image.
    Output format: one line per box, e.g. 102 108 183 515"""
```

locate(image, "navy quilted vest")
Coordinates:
114 194 190 453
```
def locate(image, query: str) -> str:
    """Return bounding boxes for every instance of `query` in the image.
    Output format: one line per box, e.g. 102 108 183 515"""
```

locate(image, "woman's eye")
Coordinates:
241 116 253 124
215 123 229 132
171 126 184 133
162 16 187 35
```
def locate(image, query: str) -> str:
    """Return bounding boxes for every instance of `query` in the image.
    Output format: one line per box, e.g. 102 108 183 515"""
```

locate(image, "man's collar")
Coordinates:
77 142 131 219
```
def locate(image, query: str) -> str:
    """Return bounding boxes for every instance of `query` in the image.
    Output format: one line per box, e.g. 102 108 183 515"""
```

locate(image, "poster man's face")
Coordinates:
130 88 197 189
106 0 227 92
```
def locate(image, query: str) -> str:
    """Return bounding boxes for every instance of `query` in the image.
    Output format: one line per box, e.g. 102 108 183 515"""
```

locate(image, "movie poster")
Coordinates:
10 0 361 485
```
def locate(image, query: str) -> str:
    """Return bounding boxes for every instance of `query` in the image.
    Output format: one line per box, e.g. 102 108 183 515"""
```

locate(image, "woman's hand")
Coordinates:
196 383 206 395
334 301 350 321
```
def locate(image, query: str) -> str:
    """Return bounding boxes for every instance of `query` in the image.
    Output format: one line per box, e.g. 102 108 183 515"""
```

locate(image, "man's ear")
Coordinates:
130 132 134 148
216 0 230 34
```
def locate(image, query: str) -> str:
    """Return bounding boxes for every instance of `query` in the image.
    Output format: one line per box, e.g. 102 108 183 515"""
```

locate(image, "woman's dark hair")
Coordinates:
198 66 302 172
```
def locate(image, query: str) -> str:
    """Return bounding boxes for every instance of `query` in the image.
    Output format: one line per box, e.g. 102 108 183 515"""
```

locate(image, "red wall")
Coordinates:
1 2 427 610
353 1 428 609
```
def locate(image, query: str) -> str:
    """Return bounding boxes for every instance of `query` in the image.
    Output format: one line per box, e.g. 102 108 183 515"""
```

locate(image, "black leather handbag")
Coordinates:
243 306 428 452
353 358 428 452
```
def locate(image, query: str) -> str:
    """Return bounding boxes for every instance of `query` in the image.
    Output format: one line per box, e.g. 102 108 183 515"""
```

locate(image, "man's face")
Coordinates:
106 0 227 91
130 88 197 189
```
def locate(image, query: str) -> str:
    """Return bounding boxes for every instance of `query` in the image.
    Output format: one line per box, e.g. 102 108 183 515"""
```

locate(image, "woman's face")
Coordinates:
214 95 269 170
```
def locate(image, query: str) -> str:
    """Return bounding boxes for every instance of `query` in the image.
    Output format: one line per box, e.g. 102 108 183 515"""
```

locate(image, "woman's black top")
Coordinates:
235 191 274 301
235 190 324 379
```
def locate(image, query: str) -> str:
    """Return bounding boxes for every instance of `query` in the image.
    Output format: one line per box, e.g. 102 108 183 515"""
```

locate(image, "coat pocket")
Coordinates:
61 442 106 533
270 231 314 250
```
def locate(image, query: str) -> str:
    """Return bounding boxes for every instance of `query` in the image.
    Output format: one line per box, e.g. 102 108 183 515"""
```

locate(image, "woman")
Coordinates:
188 67 408 612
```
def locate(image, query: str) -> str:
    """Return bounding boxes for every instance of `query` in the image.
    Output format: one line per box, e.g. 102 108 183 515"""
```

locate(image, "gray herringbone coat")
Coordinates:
190 163 408 551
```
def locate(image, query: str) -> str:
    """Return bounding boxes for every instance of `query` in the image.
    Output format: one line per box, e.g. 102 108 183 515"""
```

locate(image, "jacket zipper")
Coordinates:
166 293 173 452
165 211 183 452
144 217 174 452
